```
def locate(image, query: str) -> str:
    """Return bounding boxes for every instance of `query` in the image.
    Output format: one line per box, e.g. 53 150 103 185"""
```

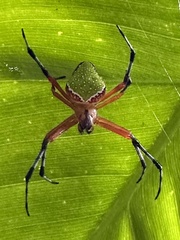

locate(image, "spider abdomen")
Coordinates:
66 61 106 102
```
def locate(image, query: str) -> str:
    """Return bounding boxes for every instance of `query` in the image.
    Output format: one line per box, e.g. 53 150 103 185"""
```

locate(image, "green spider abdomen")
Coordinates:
66 61 106 103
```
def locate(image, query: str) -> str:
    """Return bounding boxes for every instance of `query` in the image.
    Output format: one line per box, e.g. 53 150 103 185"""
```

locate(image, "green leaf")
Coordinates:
0 0 179 239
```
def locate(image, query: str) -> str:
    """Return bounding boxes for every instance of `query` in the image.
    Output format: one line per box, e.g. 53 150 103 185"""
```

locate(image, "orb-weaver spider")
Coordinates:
22 25 162 216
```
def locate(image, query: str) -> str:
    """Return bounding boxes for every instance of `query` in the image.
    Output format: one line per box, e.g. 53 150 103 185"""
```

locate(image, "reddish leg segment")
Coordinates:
96 116 163 199
97 82 126 109
96 116 131 139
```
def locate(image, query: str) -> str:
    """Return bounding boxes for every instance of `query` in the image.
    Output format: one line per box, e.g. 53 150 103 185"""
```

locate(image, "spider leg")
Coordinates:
97 26 135 109
132 140 147 183
131 136 163 199
96 116 163 199
50 85 74 109
22 29 72 107
25 114 78 216
97 85 125 109
116 25 135 81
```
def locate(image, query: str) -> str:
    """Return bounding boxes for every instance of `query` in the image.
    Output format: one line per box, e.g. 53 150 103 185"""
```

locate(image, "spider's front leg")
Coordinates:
22 29 74 108
114 25 136 92
116 25 135 80
25 114 78 216
97 26 135 109
96 116 163 199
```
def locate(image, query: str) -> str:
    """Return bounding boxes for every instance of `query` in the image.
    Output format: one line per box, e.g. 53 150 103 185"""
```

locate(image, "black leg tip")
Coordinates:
26 207 30 217
154 187 161 200
52 180 59 184
22 28 25 37
136 177 142 184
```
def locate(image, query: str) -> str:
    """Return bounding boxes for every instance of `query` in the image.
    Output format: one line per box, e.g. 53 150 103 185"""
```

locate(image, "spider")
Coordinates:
22 25 163 216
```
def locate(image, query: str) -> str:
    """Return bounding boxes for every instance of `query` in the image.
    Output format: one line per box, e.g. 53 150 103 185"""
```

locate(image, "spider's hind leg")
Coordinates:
131 135 163 199
38 139 59 184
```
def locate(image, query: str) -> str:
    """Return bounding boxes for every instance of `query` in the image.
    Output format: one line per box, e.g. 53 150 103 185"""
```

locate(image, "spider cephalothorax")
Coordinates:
22 26 162 216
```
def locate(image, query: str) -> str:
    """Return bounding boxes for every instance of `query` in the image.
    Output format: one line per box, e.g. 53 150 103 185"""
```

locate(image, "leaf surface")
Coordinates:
0 0 179 239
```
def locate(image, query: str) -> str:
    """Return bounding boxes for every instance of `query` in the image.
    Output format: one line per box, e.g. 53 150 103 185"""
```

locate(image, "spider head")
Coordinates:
78 109 97 134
